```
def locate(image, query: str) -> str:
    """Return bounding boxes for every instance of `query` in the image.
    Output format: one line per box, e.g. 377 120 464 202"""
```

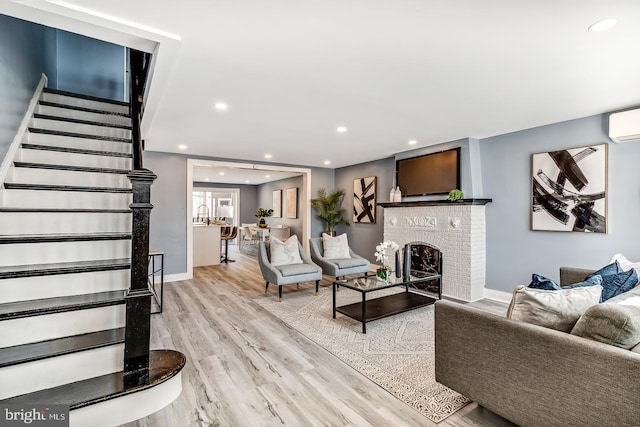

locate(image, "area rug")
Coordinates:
254 287 469 423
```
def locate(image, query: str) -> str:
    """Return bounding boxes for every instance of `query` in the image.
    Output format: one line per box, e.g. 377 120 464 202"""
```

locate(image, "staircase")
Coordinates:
0 88 184 426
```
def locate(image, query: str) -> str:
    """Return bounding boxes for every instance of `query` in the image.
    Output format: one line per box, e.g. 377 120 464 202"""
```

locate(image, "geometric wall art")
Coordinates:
531 143 607 233
353 176 377 223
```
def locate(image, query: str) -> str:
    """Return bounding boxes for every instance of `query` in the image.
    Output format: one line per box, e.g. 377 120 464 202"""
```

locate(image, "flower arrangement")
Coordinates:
374 241 399 281
255 208 274 228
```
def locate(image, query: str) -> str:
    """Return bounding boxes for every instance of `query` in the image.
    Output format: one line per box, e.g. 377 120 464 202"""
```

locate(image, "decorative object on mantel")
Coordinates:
446 188 464 201
532 143 607 233
310 188 350 236
390 186 402 202
255 208 273 228
354 176 377 223
374 240 399 281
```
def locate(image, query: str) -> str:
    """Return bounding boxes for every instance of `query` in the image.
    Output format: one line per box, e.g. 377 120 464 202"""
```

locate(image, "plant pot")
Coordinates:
325 230 336 237
376 267 388 282
258 218 267 228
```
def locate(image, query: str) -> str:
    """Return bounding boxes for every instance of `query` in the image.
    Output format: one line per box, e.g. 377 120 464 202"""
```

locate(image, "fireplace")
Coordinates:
381 199 491 301
404 242 442 296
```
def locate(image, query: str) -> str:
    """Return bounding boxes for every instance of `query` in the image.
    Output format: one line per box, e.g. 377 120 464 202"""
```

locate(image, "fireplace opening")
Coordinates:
404 242 442 296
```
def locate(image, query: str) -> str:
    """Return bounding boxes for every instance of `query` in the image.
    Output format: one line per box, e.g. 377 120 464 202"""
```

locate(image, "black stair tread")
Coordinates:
4 183 132 193
21 143 133 158
0 328 125 368
0 258 130 280
0 232 131 244
0 349 186 410
43 88 129 107
33 114 132 130
0 208 131 213
39 101 131 118
0 290 126 320
13 161 130 174
28 127 131 143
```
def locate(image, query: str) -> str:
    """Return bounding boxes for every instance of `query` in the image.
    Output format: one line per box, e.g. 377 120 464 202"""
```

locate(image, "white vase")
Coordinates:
390 187 397 202
394 186 402 202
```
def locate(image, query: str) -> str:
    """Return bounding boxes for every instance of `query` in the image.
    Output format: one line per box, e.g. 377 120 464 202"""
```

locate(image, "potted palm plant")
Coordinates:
255 208 273 228
310 188 350 236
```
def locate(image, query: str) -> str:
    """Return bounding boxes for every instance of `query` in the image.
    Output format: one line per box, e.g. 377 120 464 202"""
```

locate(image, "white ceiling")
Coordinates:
5 1 640 169
192 165 300 185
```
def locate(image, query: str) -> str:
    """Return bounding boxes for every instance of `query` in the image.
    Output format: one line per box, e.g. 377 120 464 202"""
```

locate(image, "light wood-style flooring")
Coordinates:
123 244 514 427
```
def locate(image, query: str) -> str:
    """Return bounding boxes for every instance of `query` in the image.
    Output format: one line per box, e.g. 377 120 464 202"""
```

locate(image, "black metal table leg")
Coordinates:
362 292 367 334
332 282 337 319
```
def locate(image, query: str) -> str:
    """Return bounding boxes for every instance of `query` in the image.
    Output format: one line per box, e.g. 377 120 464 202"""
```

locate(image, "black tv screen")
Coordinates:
395 148 460 197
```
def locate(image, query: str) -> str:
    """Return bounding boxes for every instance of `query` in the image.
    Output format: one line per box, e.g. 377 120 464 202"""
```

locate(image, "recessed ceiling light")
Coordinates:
265 175 270 178
204 178 209 181
178 144 187 150
337 126 347 133
324 160 331 165
265 154 272 159
408 140 417 145
245 180 250 183
588 18 617 32
219 172 225 175
214 102 228 111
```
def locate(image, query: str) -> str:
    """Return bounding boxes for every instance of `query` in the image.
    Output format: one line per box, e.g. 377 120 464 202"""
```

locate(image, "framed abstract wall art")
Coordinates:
272 190 282 218
286 187 298 218
531 143 607 233
353 176 376 223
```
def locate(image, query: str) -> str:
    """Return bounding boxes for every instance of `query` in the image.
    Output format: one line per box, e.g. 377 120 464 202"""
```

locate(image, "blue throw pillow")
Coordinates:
562 274 603 290
588 266 638 301
528 274 562 290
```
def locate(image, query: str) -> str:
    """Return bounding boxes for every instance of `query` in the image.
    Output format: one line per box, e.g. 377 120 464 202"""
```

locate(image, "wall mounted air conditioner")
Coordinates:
609 108 640 143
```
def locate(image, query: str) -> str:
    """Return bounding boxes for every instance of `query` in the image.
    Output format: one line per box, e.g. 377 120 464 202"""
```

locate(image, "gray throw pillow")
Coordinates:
571 302 640 350
506 285 603 332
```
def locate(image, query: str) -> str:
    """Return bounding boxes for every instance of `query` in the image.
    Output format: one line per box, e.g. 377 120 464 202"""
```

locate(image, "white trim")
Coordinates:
483 288 512 303
186 159 312 278
0 73 47 204
163 272 190 283
69 371 182 427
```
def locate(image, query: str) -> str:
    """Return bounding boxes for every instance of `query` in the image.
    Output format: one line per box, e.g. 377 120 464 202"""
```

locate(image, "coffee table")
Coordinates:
332 272 441 333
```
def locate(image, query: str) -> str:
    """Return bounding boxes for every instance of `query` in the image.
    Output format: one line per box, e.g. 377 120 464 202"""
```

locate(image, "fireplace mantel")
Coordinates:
379 199 492 208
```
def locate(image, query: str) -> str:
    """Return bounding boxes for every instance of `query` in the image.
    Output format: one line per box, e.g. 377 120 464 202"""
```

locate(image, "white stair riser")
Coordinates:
27 132 132 154
2 190 132 209
0 240 131 267
0 344 124 400
31 118 131 139
0 270 130 304
41 93 129 115
10 167 130 188
0 305 125 347
20 148 131 170
37 104 131 127
0 212 131 235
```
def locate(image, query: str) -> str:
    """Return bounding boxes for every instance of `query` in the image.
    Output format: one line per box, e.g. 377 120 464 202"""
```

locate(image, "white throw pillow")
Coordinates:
270 235 303 267
322 233 351 259
506 285 602 332
609 253 640 281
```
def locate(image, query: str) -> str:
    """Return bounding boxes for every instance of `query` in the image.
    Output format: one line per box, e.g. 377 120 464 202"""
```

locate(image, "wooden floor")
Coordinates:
123 245 514 427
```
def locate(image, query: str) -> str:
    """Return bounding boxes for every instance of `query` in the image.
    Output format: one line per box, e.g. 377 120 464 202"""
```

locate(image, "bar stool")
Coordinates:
221 226 238 263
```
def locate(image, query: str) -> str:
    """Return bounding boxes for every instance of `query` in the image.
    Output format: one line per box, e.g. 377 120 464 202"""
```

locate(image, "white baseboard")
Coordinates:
483 288 512 303
163 272 190 283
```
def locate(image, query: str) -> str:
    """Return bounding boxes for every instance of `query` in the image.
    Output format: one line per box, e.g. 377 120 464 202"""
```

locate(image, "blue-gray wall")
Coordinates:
257 176 304 240
335 157 395 262
481 114 640 292
0 14 56 164
54 30 125 101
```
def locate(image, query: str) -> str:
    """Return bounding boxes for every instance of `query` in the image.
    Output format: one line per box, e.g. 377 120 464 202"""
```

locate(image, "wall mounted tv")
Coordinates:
395 147 461 197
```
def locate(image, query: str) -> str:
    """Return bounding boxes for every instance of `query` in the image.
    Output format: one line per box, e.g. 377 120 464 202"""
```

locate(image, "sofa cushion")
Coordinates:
276 263 320 277
571 293 640 350
609 253 640 279
631 343 640 354
507 285 602 332
529 273 602 291
270 235 302 267
322 233 351 259
587 262 638 301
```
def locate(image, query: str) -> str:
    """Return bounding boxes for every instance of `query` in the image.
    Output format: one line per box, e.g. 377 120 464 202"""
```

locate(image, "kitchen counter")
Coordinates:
193 224 223 266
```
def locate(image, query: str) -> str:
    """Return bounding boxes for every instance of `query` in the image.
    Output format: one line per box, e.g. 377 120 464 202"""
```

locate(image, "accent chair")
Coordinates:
309 237 370 279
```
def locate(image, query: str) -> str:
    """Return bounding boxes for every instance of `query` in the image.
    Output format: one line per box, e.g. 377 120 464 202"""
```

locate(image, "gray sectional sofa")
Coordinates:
435 267 640 427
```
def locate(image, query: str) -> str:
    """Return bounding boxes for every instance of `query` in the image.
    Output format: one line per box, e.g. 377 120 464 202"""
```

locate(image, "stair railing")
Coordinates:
124 48 156 385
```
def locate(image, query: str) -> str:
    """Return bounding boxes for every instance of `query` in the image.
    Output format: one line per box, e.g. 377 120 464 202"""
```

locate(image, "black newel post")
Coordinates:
124 169 157 385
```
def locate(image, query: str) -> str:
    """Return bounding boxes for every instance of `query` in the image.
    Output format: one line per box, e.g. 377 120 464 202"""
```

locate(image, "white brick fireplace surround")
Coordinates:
380 199 492 302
